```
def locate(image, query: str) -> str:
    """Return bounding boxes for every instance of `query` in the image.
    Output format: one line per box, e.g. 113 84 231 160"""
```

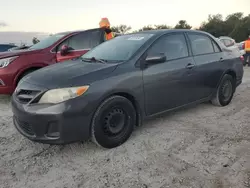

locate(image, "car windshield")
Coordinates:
29 34 66 50
81 33 154 62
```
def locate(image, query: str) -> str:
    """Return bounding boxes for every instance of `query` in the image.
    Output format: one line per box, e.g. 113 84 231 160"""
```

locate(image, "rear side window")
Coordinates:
148 33 189 61
188 33 214 55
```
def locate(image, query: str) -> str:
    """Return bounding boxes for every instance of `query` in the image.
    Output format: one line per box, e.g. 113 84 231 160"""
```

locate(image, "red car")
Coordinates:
0 28 107 94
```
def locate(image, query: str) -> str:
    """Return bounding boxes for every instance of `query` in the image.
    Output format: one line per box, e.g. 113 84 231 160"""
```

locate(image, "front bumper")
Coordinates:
11 95 93 144
0 69 15 94
0 85 14 94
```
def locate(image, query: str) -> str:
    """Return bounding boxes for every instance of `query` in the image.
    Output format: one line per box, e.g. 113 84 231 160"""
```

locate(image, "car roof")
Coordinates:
132 29 213 37
55 28 103 35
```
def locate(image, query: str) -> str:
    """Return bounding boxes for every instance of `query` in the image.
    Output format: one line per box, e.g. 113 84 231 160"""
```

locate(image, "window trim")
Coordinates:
211 39 221 53
144 32 190 62
186 32 222 57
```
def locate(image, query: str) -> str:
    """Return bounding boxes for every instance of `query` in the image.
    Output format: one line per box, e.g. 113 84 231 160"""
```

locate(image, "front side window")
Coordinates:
82 33 154 62
29 34 66 50
147 33 189 61
68 30 103 50
188 33 214 55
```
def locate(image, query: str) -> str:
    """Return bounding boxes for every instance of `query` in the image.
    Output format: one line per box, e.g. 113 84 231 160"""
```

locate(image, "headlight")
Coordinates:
0 56 19 68
38 86 89 104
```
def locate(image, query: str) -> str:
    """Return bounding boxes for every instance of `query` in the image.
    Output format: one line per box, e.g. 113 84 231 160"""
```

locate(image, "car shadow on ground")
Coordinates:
22 101 213 158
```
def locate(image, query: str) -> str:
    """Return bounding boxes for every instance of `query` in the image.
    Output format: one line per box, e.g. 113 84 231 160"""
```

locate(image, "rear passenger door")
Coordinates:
143 33 198 115
56 30 104 62
187 32 223 99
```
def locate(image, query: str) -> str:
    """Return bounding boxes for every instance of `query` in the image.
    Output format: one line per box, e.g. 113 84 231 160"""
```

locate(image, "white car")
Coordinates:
218 36 242 54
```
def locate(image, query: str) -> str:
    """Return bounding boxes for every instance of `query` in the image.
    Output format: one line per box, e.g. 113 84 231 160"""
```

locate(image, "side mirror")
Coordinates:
146 54 166 64
60 45 69 56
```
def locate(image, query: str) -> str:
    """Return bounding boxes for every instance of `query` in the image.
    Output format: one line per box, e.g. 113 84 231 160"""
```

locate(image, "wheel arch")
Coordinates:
97 91 142 127
223 69 237 88
217 69 237 92
15 66 44 86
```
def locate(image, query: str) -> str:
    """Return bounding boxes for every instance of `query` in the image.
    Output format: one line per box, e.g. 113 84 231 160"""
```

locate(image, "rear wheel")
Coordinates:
211 74 235 106
91 96 136 148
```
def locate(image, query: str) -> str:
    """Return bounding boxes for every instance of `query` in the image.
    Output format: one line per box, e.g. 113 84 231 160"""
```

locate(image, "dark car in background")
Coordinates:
0 44 17 52
12 29 243 148
8 45 31 51
0 28 111 94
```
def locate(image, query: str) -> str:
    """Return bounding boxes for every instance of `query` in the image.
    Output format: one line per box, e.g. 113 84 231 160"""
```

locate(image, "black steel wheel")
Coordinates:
211 74 235 106
91 96 136 148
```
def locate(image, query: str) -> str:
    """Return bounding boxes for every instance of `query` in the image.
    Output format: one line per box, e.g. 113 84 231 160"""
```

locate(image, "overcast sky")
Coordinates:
0 0 249 33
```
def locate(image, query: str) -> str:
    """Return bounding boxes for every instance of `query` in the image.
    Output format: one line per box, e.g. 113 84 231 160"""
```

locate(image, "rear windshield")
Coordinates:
81 33 154 62
29 34 66 50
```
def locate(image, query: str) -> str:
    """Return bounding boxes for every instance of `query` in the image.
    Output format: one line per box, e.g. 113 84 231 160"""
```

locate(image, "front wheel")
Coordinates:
211 74 235 106
91 96 136 148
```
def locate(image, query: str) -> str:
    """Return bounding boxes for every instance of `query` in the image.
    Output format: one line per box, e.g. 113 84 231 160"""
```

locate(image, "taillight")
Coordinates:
240 55 244 62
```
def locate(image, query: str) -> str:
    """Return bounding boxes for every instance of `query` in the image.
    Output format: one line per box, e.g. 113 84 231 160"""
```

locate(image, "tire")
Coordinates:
211 74 235 106
91 96 136 148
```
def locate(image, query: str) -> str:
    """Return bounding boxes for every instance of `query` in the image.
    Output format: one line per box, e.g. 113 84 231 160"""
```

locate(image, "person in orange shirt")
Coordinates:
243 35 250 65
99 18 115 41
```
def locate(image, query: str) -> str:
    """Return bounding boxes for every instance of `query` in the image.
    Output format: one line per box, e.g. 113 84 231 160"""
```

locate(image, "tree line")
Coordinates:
111 12 250 42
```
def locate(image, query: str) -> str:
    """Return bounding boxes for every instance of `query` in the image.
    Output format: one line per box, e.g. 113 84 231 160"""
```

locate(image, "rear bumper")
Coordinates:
11 96 93 144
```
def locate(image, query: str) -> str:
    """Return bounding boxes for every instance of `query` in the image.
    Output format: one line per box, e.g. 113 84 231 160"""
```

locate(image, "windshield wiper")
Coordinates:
81 57 107 64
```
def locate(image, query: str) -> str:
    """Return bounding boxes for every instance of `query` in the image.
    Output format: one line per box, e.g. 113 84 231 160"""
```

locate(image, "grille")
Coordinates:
15 116 35 136
16 89 40 104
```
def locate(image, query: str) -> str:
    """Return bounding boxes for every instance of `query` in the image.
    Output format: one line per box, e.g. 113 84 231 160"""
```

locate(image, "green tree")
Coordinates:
138 25 154 31
111 24 132 34
199 14 228 37
138 24 170 31
230 14 250 42
199 13 250 42
174 20 192 29
154 24 171 29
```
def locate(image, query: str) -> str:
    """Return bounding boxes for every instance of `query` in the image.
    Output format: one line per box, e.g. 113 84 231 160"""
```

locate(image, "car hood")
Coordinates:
0 49 41 58
21 60 119 89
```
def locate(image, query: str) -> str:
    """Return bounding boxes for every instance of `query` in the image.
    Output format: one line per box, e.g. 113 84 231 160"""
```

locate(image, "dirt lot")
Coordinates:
1 68 250 188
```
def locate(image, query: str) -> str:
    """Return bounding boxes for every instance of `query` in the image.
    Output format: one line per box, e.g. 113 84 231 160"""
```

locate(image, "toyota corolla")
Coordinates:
11 29 243 148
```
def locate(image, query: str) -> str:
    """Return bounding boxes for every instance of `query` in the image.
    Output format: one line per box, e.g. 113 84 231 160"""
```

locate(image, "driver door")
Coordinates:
142 33 198 116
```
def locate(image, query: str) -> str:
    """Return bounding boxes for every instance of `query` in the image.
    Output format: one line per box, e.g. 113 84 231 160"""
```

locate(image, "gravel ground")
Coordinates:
1 68 250 188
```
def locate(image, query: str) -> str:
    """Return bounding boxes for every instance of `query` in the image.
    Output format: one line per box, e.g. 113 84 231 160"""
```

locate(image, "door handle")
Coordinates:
186 63 195 69
219 57 224 62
